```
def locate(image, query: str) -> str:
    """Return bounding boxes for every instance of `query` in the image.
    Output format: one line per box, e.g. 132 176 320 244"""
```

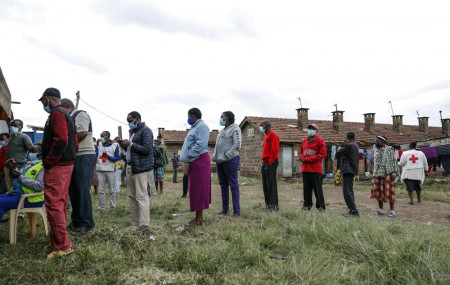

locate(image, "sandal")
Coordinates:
47 248 75 259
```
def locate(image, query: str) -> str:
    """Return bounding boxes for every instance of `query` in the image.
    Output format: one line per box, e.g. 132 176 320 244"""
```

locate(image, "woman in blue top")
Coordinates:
179 108 211 226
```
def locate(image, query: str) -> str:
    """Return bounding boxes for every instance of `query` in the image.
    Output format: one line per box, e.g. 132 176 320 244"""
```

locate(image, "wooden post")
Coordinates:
75 91 80 109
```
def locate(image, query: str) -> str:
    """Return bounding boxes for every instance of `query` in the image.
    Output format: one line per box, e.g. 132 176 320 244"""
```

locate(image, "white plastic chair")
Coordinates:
8 192 48 244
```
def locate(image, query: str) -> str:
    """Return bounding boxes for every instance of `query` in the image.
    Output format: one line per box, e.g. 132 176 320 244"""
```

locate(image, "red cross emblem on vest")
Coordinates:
100 155 108 163
409 155 418 164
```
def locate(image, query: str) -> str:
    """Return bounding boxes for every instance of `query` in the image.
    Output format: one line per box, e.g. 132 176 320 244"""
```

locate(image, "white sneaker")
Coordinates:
388 210 396 218
374 209 385 215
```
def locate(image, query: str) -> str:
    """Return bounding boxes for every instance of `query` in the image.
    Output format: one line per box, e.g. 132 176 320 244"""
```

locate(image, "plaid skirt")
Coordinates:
370 175 396 203
154 167 165 182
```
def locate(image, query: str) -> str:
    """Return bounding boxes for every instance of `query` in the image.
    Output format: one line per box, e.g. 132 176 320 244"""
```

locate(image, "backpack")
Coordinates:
154 147 163 168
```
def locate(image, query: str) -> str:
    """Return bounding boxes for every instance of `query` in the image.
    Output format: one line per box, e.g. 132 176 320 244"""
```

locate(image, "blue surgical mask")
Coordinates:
44 105 51 113
219 119 226 126
100 137 106 144
10 126 19 135
187 117 195 125
28 153 38 162
259 126 265 133
0 141 5 147
307 129 316 136
129 119 138 129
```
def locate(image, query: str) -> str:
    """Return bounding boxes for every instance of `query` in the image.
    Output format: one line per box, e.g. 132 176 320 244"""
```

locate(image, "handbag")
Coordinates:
182 162 190 175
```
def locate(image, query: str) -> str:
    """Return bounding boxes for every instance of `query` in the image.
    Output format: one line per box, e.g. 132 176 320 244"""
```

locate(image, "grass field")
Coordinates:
0 175 449 284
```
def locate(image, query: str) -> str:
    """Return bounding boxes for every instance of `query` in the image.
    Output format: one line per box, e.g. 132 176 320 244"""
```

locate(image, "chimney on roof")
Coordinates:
296 108 309 130
418 117 429 134
363 113 376 132
442 118 450 137
392 115 403 133
157 127 165 138
332 110 344 132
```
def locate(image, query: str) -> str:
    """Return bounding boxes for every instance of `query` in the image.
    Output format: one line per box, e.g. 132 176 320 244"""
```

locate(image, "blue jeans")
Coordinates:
69 154 96 228
217 156 240 214
0 194 44 221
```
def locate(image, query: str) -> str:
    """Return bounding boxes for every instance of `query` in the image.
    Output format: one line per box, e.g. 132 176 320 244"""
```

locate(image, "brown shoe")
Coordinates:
217 211 228 216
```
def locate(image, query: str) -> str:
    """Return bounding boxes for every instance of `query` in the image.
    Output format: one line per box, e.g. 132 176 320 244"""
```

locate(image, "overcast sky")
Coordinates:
1 0 450 138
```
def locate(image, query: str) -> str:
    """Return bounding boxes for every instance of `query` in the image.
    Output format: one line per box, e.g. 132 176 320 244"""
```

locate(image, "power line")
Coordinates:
79 98 127 125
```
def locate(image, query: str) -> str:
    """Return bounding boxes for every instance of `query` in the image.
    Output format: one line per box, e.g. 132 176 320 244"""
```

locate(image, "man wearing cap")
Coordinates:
371 134 399 218
299 124 327 211
39 88 78 259
398 142 428 205
61 98 96 236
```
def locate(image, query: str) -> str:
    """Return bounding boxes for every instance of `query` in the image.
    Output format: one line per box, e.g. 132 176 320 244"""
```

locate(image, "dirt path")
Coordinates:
166 180 450 227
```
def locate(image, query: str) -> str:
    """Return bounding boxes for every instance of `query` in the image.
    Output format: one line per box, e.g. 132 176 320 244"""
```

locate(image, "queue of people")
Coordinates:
0 87 437 261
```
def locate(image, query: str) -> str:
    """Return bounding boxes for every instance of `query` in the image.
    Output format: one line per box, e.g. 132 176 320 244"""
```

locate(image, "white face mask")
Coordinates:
10 126 20 135
259 126 265 133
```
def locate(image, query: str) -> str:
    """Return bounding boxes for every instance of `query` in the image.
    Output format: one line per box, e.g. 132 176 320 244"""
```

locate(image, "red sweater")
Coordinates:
261 131 280 165
0 146 7 172
299 135 327 173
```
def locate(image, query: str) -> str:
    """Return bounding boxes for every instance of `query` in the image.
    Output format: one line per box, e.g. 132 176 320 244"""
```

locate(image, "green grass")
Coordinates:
0 180 449 284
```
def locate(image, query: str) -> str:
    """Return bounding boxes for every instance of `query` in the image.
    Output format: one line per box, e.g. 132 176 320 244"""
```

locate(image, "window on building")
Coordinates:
247 128 254 137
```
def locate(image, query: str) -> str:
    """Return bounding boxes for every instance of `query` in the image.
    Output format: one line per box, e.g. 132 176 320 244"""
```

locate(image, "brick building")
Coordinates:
239 108 449 178
157 128 219 171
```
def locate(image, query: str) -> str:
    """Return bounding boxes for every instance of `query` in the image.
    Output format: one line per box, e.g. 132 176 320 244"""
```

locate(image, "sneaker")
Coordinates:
231 213 240 218
417 199 422 203
388 210 396 218
47 248 75 259
408 201 414 205
374 209 385 215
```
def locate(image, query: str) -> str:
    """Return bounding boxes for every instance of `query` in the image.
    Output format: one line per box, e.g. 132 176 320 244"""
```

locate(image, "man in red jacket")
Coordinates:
260 120 280 211
39 87 78 259
300 124 327 211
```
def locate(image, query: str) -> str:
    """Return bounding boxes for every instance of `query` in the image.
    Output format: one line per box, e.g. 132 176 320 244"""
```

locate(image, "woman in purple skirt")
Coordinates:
180 108 211 226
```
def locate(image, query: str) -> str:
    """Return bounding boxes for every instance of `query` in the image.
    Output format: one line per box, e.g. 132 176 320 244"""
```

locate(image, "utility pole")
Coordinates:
118 126 122 138
75 91 80 109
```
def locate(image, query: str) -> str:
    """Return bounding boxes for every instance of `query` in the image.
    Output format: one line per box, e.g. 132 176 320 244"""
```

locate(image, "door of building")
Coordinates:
282 146 293 177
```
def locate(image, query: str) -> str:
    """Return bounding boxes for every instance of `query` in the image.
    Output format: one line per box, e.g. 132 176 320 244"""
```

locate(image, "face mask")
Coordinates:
28 153 38 162
259 126 265 133
0 141 5 147
307 129 316 136
10 126 19 135
187 117 195 125
100 137 106 144
42 98 51 113
129 118 138 130
219 119 226 126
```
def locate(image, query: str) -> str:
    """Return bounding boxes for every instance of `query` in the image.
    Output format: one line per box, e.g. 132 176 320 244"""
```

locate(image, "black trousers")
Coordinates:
182 174 189 196
261 159 279 209
302 172 326 210
342 173 358 213
173 166 178 183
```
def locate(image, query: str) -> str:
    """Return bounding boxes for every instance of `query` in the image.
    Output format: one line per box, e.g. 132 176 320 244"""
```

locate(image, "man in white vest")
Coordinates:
398 142 428 205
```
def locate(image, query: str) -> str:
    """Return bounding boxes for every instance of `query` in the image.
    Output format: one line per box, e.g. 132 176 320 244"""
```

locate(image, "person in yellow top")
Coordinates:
0 145 44 223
